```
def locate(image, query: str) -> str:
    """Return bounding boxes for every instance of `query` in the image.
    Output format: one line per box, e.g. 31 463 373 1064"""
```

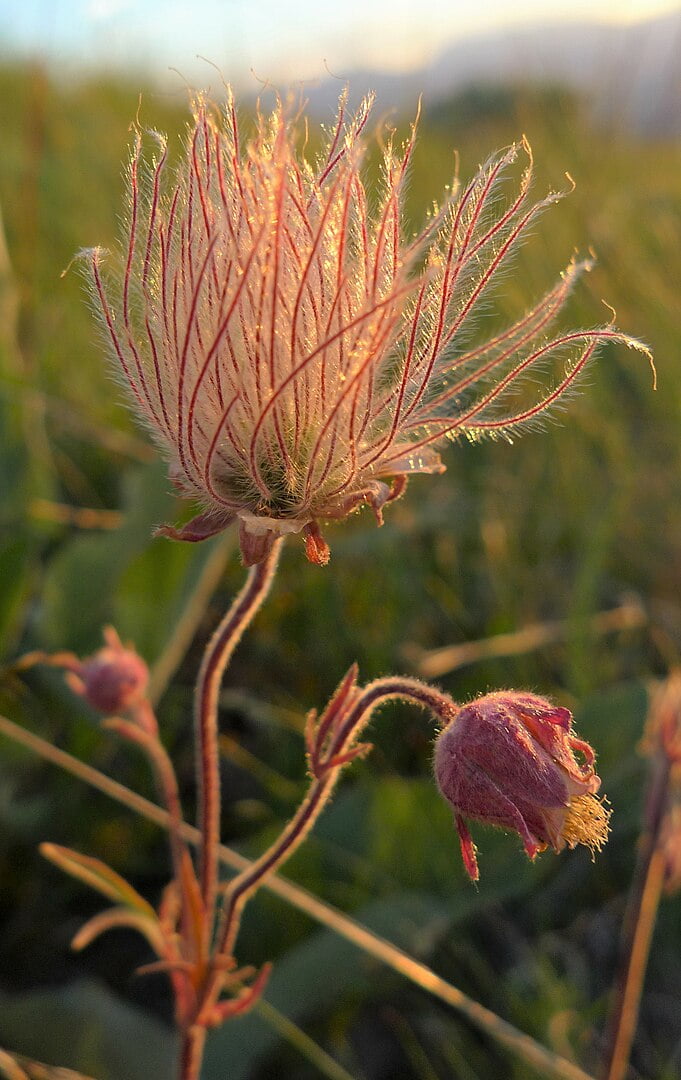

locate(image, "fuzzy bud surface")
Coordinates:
68 627 149 715
434 690 609 880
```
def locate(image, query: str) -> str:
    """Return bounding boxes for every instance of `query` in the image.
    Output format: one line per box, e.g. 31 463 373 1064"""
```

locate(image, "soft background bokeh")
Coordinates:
1 2 680 1078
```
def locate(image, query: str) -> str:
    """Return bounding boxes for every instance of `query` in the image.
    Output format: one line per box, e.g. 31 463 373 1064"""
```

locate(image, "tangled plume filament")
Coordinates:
85 88 651 565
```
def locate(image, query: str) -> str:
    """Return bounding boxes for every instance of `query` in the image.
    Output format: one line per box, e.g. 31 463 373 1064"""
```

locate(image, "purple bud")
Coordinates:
68 627 149 715
434 690 609 881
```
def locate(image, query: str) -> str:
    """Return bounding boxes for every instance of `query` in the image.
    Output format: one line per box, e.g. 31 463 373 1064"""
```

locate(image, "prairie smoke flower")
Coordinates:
86 90 649 565
434 690 609 880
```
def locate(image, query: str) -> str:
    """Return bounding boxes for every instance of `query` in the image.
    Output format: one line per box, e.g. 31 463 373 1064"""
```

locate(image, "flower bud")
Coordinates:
434 690 609 881
67 627 149 715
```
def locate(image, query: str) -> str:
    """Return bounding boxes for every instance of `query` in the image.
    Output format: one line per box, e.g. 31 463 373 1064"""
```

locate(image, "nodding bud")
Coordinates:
67 627 149 715
433 690 609 881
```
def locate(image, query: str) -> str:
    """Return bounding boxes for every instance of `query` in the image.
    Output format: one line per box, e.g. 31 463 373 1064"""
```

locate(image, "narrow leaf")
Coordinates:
71 906 165 957
39 843 156 918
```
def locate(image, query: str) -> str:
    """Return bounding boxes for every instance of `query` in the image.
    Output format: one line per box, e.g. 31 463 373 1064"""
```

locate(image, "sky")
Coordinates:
1 0 679 88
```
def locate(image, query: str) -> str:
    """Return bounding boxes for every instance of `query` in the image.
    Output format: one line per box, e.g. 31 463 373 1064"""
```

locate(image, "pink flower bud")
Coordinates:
434 690 609 881
66 627 149 715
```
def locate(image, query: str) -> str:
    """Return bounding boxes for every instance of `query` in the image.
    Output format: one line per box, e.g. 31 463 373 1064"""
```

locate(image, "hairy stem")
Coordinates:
105 714 188 916
201 675 457 1018
0 710 597 1080
178 1025 206 1080
195 538 283 926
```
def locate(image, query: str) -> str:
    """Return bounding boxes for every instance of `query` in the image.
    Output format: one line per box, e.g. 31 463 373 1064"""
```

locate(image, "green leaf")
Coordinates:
37 460 174 653
0 380 57 516
282 775 548 906
114 531 231 666
72 906 165 956
37 457 232 668
574 680 649 833
0 536 34 659
0 1047 95 1079
573 681 648 774
0 981 175 1080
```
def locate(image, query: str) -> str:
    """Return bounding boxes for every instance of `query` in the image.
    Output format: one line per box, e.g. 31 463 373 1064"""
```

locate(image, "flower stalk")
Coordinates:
178 1026 206 1080
181 673 460 1052
601 673 681 1080
102 714 188 924
194 536 283 919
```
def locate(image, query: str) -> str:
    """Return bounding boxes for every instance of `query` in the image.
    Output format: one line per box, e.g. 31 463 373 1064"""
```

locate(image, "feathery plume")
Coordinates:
86 90 650 564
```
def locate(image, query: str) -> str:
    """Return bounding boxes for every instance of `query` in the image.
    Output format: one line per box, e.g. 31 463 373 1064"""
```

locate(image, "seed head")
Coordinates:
86 89 650 564
434 690 610 880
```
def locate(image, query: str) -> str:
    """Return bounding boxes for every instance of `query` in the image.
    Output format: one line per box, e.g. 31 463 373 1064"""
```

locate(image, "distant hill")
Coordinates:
303 12 681 136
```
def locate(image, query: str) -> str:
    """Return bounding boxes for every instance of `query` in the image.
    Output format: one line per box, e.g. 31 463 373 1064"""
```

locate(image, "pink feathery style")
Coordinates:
85 89 650 566
433 691 610 881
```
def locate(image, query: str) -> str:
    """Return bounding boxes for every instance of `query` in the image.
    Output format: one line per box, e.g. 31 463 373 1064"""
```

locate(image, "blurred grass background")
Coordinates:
0 61 680 1079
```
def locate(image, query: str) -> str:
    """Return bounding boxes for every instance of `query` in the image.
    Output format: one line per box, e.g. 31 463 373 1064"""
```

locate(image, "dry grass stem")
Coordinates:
409 600 647 679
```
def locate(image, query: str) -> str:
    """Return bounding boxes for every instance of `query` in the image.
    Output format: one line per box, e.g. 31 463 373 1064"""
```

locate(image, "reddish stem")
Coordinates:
601 748 671 1080
194 538 283 931
197 675 457 1018
105 714 188 915
178 1025 206 1080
